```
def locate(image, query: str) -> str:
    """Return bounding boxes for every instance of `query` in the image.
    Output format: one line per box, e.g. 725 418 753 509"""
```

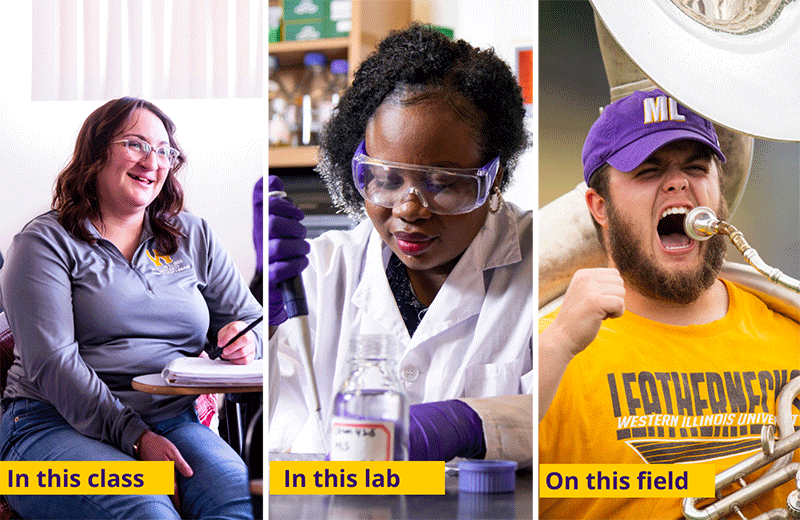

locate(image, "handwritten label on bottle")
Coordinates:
330 418 394 461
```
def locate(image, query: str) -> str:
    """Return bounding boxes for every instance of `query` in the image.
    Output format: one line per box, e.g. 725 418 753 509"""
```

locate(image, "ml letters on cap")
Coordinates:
643 96 686 124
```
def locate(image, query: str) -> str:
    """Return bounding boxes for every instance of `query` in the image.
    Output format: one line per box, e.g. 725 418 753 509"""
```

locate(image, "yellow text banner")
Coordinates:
539 464 715 498
270 461 444 495
0 461 174 495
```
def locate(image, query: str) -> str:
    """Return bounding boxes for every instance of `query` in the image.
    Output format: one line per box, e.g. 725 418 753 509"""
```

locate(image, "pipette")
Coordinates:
271 190 328 452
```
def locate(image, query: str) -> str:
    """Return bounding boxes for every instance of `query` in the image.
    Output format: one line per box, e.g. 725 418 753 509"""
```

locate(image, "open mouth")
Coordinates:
128 173 155 185
657 207 693 251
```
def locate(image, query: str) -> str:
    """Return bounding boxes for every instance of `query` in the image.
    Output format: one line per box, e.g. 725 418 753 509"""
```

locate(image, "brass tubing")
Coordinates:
684 207 800 293
682 378 800 519
715 221 800 293
682 437 800 520
765 378 800 477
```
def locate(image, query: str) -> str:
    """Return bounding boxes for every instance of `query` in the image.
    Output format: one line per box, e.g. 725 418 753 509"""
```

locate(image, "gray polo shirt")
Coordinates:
0 211 262 457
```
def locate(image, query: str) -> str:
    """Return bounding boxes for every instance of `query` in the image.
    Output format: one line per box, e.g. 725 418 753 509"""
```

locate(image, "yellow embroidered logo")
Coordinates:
643 95 686 124
145 250 173 267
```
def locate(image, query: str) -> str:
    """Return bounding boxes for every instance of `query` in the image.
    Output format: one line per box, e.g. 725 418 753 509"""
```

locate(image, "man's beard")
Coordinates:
606 201 728 305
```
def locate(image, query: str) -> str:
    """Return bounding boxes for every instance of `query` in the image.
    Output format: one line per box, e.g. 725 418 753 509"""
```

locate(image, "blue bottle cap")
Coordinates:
330 59 348 75
458 460 518 493
304 52 327 66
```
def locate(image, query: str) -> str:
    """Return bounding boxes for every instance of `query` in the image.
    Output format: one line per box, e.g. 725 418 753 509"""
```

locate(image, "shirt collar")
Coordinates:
84 218 103 240
462 202 523 272
83 214 154 243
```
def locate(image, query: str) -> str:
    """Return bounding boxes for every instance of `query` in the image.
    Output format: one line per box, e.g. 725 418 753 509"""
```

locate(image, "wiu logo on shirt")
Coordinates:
145 249 189 275
145 249 173 267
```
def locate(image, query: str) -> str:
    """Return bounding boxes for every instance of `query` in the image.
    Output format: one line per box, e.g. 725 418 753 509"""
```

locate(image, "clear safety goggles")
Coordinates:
351 140 501 215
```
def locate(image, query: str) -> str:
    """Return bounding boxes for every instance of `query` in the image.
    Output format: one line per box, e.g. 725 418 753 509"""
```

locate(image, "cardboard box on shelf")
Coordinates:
283 0 329 22
284 21 326 41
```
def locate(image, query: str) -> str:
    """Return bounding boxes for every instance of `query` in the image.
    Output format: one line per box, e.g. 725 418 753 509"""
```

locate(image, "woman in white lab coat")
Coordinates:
269 24 532 463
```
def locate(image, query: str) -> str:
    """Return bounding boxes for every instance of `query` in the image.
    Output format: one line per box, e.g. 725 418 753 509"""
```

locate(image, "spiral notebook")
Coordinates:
161 357 263 386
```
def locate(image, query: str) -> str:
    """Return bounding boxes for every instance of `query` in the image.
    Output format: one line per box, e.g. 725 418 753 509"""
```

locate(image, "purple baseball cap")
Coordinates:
582 89 726 184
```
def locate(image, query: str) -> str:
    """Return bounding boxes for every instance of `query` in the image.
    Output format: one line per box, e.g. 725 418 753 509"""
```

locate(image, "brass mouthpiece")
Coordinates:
683 206 720 241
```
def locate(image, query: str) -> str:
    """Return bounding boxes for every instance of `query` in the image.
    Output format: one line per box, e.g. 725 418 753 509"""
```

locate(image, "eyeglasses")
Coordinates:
351 140 500 215
113 138 180 168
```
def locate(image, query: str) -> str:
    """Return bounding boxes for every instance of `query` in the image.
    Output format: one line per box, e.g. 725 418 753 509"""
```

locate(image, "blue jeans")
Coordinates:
1 398 254 520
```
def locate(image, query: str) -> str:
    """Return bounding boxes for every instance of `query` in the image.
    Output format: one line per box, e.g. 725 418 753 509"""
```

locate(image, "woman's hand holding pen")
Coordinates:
216 321 257 364
138 430 193 511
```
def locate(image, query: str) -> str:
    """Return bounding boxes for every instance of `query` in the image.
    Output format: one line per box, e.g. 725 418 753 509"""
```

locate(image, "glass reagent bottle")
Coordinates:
330 335 409 461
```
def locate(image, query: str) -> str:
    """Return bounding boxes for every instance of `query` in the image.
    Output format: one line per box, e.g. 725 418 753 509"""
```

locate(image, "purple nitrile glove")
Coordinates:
253 177 263 273
268 175 310 326
409 400 486 462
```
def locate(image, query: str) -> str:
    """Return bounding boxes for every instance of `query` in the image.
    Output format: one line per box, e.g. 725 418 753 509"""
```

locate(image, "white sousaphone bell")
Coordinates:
539 1 800 518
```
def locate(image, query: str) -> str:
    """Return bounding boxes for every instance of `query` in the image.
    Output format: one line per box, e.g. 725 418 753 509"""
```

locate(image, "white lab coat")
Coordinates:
269 201 533 456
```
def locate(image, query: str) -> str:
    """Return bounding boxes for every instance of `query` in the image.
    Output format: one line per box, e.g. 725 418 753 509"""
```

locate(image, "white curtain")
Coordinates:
31 0 263 101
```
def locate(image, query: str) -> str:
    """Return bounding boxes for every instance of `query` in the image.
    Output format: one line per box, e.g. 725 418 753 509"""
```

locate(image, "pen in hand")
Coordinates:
207 316 264 360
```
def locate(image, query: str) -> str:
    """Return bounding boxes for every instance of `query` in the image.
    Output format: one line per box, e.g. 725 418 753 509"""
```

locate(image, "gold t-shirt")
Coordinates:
539 280 800 520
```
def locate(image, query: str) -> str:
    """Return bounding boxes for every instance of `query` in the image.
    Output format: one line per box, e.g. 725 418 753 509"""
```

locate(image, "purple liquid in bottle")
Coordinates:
329 336 409 461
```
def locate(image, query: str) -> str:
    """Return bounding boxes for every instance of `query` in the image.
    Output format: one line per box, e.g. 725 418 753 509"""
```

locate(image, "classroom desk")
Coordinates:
132 373 262 456
132 373 263 395
268 463 533 520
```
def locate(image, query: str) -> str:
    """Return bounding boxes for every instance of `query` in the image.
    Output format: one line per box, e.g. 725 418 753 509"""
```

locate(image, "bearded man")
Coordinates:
538 89 800 520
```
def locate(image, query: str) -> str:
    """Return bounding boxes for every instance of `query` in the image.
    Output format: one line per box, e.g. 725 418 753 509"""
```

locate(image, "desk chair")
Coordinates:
220 391 262 457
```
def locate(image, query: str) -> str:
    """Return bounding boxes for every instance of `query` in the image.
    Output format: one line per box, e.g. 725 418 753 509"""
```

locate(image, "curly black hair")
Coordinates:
317 23 529 219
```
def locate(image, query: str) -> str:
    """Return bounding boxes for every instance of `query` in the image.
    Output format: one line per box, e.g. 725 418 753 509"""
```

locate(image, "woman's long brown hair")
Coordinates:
52 97 187 254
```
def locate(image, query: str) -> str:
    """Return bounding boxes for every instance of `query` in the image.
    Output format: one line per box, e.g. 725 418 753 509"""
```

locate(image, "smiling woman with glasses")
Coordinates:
268 24 533 467
0 97 261 520
52 97 188 254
